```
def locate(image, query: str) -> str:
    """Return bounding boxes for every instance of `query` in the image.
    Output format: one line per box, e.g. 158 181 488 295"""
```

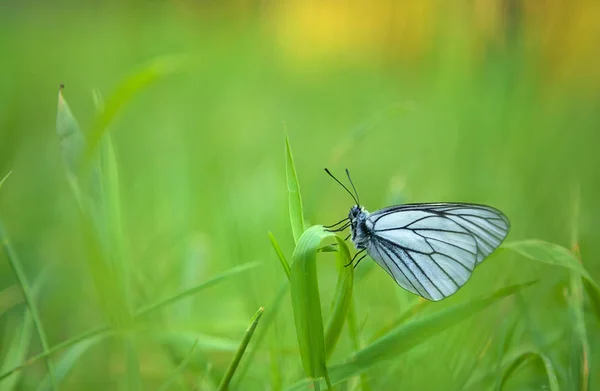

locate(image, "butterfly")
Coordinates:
324 168 511 301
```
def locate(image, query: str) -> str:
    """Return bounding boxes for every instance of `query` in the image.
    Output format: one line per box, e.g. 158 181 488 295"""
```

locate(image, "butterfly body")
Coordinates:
348 205 370 249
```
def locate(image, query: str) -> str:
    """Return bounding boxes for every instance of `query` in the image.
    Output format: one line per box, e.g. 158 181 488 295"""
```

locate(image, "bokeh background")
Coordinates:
1 1 599 390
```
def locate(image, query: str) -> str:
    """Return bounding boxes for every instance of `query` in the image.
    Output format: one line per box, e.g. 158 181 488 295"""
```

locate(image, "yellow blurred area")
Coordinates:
262 0 600 91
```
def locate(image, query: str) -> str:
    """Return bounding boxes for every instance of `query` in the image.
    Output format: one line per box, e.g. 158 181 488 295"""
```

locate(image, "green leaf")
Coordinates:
285 136 305 244
503 240 600 317
217 307 265 391
324 237 353 360
290 225 335 384
269 232 291 281
286 281 536 390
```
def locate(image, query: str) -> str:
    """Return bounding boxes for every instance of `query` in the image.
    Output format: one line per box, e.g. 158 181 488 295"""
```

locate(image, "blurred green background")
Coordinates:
1 1 599 390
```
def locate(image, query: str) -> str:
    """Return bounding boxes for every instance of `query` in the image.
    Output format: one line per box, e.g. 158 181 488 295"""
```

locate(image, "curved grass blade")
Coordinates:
35 334 107 391
324 236 353 360
503 240 600 317
285 136 305 244
290 225 337 388
269 232 291 280
83 55 188 169
217 307 265 391
0 171 11 191
286 281 537 390
498 350 559 391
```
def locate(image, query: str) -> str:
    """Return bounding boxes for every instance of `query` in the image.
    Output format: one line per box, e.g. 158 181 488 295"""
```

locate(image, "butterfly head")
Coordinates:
349 205 363 221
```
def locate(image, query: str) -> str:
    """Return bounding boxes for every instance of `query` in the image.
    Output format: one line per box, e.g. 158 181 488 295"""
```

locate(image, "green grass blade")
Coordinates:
285 136 305 244
0 310 33 391
0 262 258 382
0 286 23 318
503 240 600 317
498 350 560 391
286 281 537 390
502 240 595 282
231 280 289 389
217 307 265 391
157 337 199 391
0 327 111 383
135 262 261 317
290 226 336 381
0 221 56 389
368 299 429 342
567 252 589 391
56 84 85 175
0 171 11 191
35 334 106 391
83 55 188 169
324 237 354 360
269 232 291 280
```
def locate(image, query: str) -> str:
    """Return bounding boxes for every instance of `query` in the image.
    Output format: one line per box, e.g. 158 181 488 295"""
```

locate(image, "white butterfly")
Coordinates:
325 169 510 301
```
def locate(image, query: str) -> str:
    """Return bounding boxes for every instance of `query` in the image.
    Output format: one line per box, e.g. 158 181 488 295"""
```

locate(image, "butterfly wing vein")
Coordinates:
366 203 510 301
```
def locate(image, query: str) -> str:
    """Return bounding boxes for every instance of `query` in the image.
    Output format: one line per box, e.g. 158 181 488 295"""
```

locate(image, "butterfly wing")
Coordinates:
365 203 510 301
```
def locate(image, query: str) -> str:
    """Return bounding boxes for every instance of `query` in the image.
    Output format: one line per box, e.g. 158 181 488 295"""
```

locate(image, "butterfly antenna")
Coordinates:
324 168 359 205
345 168 360 205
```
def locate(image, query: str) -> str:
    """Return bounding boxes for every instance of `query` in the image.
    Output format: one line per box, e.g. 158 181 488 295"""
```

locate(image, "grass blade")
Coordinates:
503 240 600 318
136 261 261 317
286 281 537 390
285 136 305 244
269 232 291 280
231 280 289 389
498 350 560 391
0 262 259 382
35 335 106 391
0 171 11 191
56 84 85 175
83 55 188 169
0 223 56 389
217 307 265 391
0 310 33 391
290 225 337 385
324 237 354 360
157 337 199 391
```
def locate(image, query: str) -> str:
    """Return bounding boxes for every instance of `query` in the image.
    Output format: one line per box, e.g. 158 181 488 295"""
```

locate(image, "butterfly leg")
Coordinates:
324 218 350 229
345 248 366 267
353 253 367 269
328 222 352 233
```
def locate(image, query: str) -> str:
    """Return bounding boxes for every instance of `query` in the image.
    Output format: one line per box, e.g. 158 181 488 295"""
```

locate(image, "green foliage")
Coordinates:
0 7 599 390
